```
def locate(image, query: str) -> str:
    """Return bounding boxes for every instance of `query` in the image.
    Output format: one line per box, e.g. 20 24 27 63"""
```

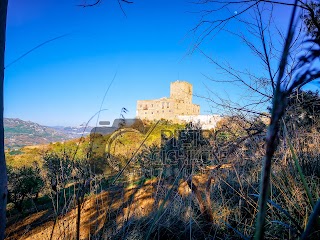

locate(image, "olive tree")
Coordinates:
7 165 44 212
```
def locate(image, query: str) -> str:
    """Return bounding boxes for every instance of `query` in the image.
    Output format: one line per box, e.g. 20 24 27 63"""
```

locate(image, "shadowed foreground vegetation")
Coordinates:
4 100 320 239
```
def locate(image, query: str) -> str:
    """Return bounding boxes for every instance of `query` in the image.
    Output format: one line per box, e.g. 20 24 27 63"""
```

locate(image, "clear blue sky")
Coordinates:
4 0 315 126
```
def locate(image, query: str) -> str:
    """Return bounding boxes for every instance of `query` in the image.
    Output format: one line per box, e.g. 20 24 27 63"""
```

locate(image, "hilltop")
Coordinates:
4 118 93 149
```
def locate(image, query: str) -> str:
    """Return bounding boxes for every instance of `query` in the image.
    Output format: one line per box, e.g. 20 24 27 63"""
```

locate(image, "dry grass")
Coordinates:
5 123 320 239
5 171 236 239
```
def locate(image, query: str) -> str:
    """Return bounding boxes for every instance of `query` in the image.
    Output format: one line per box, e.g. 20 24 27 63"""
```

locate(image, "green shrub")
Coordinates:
7 164 44 212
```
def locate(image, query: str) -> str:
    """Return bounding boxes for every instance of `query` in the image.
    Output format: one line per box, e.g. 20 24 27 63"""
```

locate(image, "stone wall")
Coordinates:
170 81 192 104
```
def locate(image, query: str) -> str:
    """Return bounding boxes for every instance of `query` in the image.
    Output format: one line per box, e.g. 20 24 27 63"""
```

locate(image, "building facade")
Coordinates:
136 81 200 121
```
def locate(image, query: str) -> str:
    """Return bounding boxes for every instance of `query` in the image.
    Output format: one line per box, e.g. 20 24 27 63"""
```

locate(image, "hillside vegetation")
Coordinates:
4 103 320 239
4 118 72 150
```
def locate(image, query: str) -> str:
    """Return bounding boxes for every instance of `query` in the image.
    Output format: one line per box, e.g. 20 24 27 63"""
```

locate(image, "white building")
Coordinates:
177 115 222 130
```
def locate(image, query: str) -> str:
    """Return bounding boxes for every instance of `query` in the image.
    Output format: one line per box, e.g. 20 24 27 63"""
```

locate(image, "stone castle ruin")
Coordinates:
136 81 223 129
136 81 200 121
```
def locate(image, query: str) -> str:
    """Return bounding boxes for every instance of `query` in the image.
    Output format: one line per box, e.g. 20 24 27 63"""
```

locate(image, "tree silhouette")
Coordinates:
0 1 8 239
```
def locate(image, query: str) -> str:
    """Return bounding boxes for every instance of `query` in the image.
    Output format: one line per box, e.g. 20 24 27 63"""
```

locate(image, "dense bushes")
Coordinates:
7 164 44 212
42 152 73 192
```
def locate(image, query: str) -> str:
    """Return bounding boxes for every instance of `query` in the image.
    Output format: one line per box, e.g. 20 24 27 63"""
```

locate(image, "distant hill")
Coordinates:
4 118 92 149
50 125 93 138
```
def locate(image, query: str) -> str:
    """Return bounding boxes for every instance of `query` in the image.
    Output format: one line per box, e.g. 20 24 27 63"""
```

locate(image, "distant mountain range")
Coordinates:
4 118 93 149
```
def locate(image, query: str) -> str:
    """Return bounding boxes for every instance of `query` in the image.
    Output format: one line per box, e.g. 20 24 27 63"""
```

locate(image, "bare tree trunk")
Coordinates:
0 0 8 239
76 196 81 240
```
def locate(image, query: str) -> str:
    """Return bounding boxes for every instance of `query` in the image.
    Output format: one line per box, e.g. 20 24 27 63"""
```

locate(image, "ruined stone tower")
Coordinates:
170 81 193 104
